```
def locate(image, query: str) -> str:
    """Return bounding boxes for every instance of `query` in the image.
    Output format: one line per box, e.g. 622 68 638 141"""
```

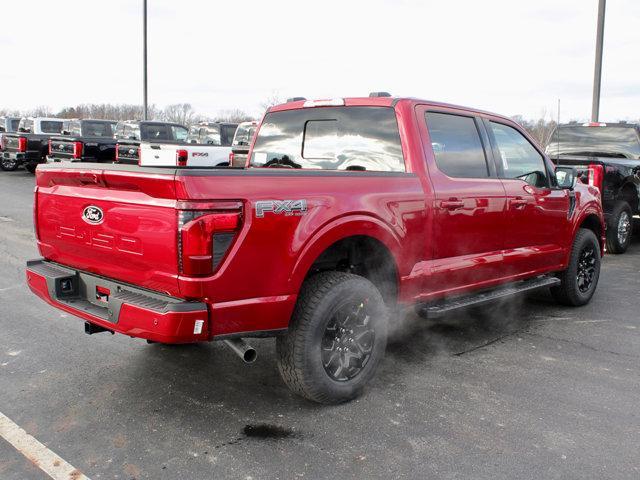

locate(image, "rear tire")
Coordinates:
0 157 18 171
551 228 601 306
276 271 388 404
605 201 632 254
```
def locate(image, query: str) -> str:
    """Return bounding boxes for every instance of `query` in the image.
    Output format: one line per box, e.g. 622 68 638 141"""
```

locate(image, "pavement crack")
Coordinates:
453 328 525 356
522 332 640 359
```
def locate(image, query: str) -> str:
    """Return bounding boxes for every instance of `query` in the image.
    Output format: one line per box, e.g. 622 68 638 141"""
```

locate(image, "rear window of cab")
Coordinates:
250 106 405 172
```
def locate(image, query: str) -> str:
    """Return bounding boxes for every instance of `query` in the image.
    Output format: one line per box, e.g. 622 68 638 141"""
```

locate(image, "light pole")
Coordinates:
143 0 148 120
591 0 606 122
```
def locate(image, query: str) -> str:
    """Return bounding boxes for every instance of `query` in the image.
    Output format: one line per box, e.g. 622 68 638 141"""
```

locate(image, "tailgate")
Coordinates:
35 164 181 296
48 137 76 159
3 134 20 152
139 143 179 166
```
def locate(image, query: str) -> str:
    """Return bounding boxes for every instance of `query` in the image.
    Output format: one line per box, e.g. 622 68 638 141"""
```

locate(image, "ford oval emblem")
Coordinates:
82 205 104 224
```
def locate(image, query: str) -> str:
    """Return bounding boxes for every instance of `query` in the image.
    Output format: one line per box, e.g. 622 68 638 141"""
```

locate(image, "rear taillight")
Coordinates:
177 201 242 276
114 144 119 163
136 147 141 166
18 137 27 152
176 149 188 167
72 141 83 159
48 139 52 155
588 164 604 192
229 152 235 165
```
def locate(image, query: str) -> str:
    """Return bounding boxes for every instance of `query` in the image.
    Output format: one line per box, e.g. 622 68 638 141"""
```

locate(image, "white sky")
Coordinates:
1 0 638 121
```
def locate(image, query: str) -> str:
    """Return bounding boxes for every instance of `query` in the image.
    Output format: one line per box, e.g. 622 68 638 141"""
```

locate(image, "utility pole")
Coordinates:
143 0 148 120
591 0 606 122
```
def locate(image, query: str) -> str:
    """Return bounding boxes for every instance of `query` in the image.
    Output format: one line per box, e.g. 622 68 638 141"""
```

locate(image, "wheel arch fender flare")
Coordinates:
572 205 606 255
288 214 404 292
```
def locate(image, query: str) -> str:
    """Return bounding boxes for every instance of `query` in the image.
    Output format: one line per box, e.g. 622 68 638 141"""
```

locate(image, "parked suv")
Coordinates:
2 117 65 172
26 95 604 404
548 122 640 253
114 120 189 164
47 119 118 163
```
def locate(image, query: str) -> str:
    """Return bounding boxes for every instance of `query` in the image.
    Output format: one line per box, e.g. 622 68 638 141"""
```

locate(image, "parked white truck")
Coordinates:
138 121 238 167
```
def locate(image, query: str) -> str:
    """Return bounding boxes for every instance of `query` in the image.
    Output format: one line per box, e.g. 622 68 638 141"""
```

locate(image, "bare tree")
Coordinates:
260 92 283 111
161 103 196 126
211 109 255 123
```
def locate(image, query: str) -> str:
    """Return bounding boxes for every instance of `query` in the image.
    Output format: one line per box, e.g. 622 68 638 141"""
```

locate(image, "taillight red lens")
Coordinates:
48 139 52 155
72 141 83 159
229 152 235 165
588 164 604 192
178 208 241 276
176 149 188 167
18 137 27 152
114 144 119 163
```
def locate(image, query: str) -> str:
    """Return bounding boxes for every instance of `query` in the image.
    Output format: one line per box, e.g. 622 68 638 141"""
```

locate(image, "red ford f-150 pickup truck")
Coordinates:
26 95 604 403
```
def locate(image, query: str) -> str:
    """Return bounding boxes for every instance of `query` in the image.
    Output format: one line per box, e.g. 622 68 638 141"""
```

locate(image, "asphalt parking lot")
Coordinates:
1 169 639 480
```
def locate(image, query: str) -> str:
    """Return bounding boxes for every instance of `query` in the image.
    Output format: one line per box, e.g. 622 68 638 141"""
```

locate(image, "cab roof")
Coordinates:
268 96 513 123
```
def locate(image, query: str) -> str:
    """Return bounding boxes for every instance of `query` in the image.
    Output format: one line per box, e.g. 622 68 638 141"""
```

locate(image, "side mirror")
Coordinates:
555 166 577 190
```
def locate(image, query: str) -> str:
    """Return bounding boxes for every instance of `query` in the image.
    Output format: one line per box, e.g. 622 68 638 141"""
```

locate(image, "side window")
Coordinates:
490 122 547 188
425 112 489 178
171 126 188 142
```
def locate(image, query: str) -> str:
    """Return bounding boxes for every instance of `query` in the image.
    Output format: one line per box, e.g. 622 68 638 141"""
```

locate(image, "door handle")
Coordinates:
509 198 527 209
440 200 464 210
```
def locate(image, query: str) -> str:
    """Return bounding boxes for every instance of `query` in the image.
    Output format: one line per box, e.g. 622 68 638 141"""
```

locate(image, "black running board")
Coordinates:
419 276 560 319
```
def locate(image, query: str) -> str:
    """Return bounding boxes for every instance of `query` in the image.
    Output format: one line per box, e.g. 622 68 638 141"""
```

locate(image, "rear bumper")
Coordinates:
3 151 40 165
26 259 210 344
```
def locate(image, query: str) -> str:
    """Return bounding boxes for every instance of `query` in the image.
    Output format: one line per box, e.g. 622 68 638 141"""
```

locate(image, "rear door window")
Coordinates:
250 106 405 171
40 121 64 134
489 122 548 187
82 121 114 137
141 124 171 141
425 112 489 178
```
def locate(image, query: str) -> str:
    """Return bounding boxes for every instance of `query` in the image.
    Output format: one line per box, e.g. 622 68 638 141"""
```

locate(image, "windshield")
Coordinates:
9 119 20 132
233 124 257 147
40 121 64 134
82 121 115 137
547 126 640 159
250 106 405 171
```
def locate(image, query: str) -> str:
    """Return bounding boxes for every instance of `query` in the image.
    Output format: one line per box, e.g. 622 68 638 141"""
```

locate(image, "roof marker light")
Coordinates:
303 98 345 108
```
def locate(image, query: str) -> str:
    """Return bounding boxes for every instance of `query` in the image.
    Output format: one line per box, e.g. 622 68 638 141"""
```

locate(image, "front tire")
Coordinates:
605 201 632 254
276 272 388 404
551 228 601 306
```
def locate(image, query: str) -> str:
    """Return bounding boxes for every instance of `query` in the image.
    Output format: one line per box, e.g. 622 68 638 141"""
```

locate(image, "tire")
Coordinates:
25 163 37 174
605 201 632 254
0 156 18 171
276 271 388 404
551 228 601 306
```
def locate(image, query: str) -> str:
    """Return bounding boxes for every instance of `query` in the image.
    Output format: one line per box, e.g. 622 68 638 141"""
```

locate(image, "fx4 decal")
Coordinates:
255 199 308 218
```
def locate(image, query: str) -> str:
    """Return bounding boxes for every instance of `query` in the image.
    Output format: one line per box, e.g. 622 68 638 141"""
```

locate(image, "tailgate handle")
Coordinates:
78 173 100 185
440 200 464 210
150 145 161 150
